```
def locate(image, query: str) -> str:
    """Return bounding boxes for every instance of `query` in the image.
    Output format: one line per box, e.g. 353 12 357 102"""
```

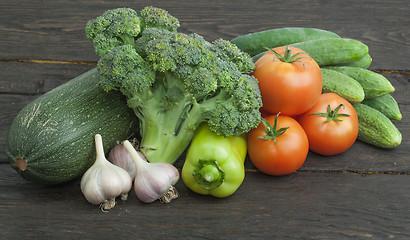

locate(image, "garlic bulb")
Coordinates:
108 143 137 180
123 140 180 203
81 134 132 211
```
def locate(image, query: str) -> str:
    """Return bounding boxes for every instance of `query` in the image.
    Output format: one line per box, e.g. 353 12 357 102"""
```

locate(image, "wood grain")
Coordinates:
1 164 410 239
0 61 94 95
1 0 409 69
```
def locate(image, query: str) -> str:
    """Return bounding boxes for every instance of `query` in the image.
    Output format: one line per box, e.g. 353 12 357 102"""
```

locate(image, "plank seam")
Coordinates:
0 59 97 65
1 59 410 74
244 168 410 175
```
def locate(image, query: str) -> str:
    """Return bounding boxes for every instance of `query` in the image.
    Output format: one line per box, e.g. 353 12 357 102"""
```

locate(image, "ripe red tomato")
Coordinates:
252 46 322 116
247 114 309 176
298 93 359 156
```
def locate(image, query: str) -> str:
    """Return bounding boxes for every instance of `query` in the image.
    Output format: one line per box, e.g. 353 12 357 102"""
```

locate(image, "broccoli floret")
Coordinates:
97 45 156 98
87 7 262 164
86 6 179 57
85 8 141 56
209 38 255 74
140 6 180 32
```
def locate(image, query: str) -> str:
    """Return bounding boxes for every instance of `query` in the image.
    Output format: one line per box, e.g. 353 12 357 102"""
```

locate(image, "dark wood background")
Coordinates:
1 0 409 239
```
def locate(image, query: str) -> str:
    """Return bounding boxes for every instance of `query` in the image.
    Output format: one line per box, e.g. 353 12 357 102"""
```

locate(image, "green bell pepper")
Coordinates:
181 124 247 198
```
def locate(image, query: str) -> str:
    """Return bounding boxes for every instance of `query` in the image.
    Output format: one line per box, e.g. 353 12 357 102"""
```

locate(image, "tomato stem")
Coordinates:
265 46 310 66
309 104 350 122
258 113 289 144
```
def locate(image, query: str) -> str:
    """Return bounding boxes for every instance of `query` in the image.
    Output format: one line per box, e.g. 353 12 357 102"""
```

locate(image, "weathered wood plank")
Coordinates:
0 0 409 70
0 61 94 95
0 164 409 239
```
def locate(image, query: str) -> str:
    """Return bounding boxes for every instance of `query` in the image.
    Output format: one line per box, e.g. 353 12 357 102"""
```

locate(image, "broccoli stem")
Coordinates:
139 97 203 164
136 71 225 164
139 88 231 164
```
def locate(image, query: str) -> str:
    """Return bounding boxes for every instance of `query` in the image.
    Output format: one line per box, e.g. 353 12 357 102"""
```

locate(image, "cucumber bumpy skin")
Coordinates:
327 66 395 99
342 53 372 68
362 94 402 121
231 27 340 57
321 68 365 103
353 103 402 149
252 38 369 67
289 38 369 66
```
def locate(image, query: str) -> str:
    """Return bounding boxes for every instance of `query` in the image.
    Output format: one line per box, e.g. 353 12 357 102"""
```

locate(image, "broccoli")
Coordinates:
86 6 262 164
85 7 179 56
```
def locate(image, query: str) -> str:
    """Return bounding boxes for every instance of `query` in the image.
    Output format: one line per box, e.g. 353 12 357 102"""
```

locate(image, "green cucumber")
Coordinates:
252 51 267 63
362 94 402 121
342 53 372 68
327 66 395 99
231 27 340 56
252 38 369 67
353 103 402 148
6 68 139 185
321 68 365 103
289 38 369 66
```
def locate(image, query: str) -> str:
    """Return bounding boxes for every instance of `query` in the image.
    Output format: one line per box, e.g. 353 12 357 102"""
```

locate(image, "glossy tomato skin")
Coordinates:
247 115 309 176
253 46 322 116
298 93 359 156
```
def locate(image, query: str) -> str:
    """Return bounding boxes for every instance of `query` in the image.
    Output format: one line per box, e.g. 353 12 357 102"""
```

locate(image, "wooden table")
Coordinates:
1 0 409 239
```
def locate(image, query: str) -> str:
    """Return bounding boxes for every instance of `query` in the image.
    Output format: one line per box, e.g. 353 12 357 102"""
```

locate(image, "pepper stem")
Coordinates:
309 104 350 122
193 159 225 190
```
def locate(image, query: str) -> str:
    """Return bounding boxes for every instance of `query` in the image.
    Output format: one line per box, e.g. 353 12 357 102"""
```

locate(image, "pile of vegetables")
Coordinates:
233 27 402 176
5 6 403 210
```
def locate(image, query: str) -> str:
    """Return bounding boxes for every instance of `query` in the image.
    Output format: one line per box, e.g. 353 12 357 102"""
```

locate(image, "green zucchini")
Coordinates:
327 66 395 99
6 68 139 185
362 94 402 121
353 103 402 148
321 68 365 103
231 27 340 56
289 38 369 66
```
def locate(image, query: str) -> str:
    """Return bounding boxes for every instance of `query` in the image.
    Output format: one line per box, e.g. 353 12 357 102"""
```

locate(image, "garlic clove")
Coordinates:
122 140 180 203
98 164 132 198
81 172 106 205
108 143 138 180
134 162 180 203
80 134 132 211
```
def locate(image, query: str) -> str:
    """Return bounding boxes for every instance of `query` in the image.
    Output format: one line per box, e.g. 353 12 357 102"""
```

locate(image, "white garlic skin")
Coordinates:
122 140 180 203
108 144 138 180
81 162 133 205
80 134 132 205
134 162 180 203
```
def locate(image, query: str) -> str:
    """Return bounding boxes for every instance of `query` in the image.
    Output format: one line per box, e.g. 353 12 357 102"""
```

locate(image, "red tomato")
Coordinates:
298 93 359 156
247 114 309 176
253 46 322 116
